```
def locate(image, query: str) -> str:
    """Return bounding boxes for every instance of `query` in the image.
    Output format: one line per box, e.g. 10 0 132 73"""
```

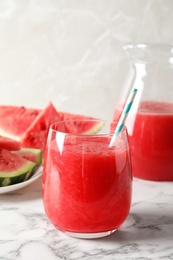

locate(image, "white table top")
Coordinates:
0 175 173 260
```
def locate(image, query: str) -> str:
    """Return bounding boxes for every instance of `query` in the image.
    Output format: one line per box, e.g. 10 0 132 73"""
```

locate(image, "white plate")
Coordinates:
0 166 42 194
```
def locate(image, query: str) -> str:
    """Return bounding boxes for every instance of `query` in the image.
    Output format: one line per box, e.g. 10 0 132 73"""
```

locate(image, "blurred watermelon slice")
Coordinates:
0 149 36 187
21 102 61 154
0 102 104 156
0 135 21 151
58 111 104 134
0 105 40 140
12 148 42 165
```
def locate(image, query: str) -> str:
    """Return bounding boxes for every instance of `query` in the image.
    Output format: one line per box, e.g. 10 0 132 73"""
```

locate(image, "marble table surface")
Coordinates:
0 174 173 260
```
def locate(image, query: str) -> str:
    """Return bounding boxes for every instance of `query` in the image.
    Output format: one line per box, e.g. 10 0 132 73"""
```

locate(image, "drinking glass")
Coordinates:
42 120 132 239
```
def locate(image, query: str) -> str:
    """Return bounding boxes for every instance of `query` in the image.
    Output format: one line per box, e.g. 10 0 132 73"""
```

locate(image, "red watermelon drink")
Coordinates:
42 120 132 239
114 101 173 181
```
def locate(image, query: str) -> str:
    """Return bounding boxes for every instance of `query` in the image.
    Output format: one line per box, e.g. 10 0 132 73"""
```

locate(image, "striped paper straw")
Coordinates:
109 87 138 147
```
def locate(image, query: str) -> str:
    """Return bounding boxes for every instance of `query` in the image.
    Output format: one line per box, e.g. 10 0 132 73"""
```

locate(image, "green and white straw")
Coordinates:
109 87 138 147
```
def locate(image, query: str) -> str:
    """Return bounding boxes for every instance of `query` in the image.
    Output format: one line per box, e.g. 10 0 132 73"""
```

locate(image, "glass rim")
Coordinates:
49 119 128 137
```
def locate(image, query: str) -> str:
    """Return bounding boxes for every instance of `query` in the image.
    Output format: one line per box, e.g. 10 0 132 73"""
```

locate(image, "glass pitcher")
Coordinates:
113 43 173 181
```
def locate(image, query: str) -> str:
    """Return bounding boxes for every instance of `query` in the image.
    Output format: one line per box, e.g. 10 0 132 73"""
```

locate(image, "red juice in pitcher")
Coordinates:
114 101 173 181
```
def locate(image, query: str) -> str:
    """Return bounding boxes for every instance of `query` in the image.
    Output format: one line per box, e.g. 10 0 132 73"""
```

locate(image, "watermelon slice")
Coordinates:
0 103 104 157
21 102 62 154
0 149 36 187
0 136 21 151
58 111 104 134
0 105 40 140
12 148 42 165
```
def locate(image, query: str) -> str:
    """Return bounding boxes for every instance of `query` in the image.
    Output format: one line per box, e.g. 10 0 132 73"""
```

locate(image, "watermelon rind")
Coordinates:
0 160 36 187
82 121 105 135
12 148 42 165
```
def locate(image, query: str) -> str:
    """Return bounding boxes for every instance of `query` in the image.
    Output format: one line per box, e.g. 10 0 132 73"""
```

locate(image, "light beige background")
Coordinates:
0 0 173 120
